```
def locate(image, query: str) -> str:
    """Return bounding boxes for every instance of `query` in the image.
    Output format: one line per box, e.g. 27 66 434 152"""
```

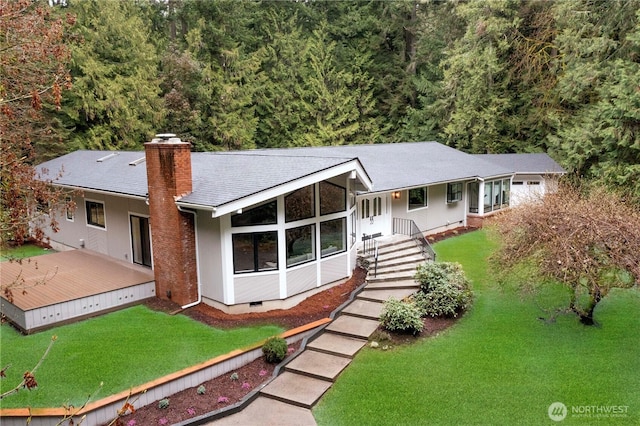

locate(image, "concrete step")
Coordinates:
325 314 380 339
209 396 318 425
341 299 384 320
260 371 332 409
375 253 425 268
361 240 417 260
285 350 352 381
358 288 417 303
365 279 419 291
306 333 367 358
367 270 416 283
374 263 419 275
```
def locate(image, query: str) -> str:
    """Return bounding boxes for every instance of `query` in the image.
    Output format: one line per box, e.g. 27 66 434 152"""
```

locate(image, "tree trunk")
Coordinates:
575 287 602 326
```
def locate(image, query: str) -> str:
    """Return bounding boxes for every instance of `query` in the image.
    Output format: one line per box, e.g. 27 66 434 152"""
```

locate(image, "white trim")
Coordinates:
181 160 371 218
53 183 146 201
65 196 74 222
84 198 107 231
407 186 429 212
127 212 153 269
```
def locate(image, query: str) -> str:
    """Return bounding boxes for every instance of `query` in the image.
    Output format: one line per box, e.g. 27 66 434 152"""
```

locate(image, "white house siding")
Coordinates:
234 273 280 304
196 214 225 304
320 253 348 285
287 263 318 296
46 192 149 263
390 183 466 236
510 174 553 206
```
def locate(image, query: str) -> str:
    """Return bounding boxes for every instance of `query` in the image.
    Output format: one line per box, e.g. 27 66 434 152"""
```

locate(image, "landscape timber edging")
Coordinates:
0 318 331 426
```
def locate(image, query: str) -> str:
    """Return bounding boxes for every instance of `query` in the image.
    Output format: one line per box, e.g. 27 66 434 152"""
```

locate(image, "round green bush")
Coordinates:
379 297 424 335
412 261 472 317
262 336 288 363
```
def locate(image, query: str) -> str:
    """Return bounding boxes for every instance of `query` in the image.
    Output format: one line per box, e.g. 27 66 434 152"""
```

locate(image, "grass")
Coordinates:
0 305 283 409
0 244 53 262
313 230 640 425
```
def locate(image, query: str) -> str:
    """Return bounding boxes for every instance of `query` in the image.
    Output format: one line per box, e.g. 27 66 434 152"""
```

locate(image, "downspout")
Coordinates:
177 205 202 309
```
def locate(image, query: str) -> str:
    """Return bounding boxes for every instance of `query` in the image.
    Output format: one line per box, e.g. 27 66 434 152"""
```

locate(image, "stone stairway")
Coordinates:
208 235 427 425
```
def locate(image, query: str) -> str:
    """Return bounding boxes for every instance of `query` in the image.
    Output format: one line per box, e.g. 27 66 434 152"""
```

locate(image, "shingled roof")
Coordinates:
38 142 552 211
475 153 565 175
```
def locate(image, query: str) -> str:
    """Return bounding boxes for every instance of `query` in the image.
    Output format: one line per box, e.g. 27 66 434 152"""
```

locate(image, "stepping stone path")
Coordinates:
209 235 429 425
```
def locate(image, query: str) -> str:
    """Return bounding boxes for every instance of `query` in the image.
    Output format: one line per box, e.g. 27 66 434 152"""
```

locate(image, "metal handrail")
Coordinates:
392 218 436 262
362 234 380 277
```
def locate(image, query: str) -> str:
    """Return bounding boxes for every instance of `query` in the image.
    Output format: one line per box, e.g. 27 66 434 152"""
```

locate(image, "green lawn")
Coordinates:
0 244 53 261
0 305 283 408
314 230 640 425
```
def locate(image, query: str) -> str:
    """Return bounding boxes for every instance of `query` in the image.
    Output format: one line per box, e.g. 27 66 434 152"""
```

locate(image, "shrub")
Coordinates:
415 262 465 292
158 398 170 409
412 262 472 317
379 297 423 335
196 385 206 395
262 336 288 363
230 372 239 381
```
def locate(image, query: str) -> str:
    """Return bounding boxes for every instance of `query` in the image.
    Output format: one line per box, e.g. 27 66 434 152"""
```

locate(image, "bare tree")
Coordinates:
491 182 640 325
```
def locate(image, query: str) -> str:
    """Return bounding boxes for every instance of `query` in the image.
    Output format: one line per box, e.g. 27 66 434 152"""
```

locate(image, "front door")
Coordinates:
130 215 152 267
359 195 387 239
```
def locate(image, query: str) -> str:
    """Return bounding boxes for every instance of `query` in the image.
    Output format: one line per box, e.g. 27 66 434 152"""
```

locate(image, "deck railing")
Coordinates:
392 218 436 262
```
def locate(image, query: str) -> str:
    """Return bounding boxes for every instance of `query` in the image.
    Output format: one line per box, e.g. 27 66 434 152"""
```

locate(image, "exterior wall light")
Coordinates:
392 191 401 199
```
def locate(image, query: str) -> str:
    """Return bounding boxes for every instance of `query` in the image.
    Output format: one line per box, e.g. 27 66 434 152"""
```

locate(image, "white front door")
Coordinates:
359 195 388 239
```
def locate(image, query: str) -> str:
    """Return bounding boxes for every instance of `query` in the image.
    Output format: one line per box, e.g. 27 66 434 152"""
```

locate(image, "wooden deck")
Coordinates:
1 250 155 333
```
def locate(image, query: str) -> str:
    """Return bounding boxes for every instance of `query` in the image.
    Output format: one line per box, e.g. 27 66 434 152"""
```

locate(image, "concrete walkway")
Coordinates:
205 235 425 426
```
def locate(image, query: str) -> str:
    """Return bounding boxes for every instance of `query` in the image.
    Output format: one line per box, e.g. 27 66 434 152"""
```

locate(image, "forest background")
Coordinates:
4 0 640 202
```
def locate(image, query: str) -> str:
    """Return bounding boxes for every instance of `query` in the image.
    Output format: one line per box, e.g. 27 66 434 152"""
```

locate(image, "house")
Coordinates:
34 136 564 313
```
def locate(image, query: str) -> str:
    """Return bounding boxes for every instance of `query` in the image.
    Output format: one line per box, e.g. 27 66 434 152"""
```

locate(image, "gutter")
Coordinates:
177 205 202 310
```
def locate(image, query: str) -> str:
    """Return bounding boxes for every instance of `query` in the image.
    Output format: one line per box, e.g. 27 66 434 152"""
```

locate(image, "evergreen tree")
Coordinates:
60 0 164 150
548 1 640 200
437 0 521 153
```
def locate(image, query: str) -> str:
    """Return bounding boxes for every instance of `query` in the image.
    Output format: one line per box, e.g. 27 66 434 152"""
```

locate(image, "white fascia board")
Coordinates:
183 159 372 218
49 183 146 201
477 173 515 181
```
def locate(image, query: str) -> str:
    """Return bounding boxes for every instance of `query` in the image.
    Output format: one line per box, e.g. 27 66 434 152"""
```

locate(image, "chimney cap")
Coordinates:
155 133 177 140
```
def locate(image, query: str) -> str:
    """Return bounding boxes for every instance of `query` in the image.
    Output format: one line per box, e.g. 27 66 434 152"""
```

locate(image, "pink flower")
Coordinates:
217 396 230 403
158 418 168 426
127 421 136 426
287 347 295 354
187 407 196 416
259 369 268 376
241 381 251 390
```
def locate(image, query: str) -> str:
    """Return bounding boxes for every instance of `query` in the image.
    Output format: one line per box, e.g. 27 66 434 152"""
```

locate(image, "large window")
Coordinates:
286 225 315 267
86 200 105 228
484 179 511 213
447 182 463 204
231 201 277 227
408 187 428 210
468 182 479 213
319 181 346 215
232 232 278 273
321 218 346 257
285 185 315 222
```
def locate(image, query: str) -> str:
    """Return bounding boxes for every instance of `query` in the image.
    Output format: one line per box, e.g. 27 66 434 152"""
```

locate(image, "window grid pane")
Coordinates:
285 185 315 222
321 218 346 257
286 225 315 267
319 181 346 216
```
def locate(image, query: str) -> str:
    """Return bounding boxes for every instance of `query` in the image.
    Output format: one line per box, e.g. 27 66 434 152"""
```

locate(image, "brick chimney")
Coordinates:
144 134 198 306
